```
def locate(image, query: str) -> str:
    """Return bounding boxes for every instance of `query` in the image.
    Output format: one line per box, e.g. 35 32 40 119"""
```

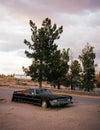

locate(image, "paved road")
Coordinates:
74 94 100 105
0 87 100 130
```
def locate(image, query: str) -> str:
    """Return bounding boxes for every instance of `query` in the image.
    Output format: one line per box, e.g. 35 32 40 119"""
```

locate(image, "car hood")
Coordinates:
39 93 72 100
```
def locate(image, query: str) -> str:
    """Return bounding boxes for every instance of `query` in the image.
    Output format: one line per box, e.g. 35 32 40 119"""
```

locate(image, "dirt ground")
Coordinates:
0 87 100 130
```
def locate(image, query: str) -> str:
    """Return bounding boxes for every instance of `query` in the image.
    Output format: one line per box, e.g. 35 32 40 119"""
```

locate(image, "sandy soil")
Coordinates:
0 87 100 130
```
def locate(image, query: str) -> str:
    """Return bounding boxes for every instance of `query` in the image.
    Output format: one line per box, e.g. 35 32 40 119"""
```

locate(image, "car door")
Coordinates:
23 89 41 105
31 89 42 105
21 89 34 103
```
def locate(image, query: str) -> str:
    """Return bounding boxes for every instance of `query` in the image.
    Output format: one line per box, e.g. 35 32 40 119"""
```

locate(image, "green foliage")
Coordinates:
47 48 70 89
70 60 82 90
79 43 96 91
63 60 82 90
23 18 63 87
70 60 82 75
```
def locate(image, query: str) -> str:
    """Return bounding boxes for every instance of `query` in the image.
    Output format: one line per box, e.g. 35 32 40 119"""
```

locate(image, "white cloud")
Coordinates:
0 50 31 74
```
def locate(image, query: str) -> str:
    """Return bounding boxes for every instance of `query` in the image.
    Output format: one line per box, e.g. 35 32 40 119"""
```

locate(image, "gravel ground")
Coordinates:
0 87 100 130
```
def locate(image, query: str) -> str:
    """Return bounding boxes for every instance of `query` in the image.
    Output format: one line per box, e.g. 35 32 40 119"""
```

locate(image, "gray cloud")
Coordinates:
0 0 100 74
0 50 31 74
0 31 29 52
1 0 100 19
38 0 100 13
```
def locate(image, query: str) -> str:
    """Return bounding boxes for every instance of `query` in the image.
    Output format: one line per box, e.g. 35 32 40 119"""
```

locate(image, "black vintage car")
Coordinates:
11 88 73 108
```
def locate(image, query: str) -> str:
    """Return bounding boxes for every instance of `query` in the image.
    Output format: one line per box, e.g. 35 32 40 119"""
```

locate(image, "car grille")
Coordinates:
57 98 70 103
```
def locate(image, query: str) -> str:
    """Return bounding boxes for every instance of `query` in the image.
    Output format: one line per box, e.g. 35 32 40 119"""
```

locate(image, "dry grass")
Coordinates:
0 77 38 89
0 76 100 97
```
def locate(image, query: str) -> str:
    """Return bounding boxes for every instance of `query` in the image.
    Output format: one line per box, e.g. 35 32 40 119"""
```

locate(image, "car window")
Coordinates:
25 89 35 95
36 89 52 95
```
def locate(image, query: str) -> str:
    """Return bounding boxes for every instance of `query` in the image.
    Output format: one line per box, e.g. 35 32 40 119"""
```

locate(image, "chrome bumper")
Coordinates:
49 98 73 106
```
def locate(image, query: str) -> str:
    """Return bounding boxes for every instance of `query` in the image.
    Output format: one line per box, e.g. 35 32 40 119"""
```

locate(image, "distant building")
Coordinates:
14 74 31 79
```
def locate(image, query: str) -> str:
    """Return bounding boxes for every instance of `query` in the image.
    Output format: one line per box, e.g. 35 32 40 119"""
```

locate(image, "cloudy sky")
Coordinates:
0 0 100 75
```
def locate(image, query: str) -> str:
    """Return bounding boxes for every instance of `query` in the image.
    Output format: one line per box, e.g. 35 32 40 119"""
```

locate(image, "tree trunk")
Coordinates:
57 81 60 89
53 84 56 89
39 80 42 88
71 84 75 90
70 76 74 90
39 60 43 88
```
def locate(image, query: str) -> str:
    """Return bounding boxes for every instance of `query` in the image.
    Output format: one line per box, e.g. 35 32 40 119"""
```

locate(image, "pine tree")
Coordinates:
23 18 63 88
70 60 82 90
47 48 70 89
79 43 96 91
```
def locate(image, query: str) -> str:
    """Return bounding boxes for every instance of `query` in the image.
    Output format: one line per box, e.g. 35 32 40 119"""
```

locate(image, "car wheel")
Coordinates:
41 101 47 108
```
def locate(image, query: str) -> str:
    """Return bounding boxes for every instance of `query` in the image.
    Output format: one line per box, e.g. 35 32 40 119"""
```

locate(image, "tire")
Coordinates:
41 101 47 108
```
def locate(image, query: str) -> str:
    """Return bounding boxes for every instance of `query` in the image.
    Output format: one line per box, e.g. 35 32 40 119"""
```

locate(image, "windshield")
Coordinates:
36 89 52 95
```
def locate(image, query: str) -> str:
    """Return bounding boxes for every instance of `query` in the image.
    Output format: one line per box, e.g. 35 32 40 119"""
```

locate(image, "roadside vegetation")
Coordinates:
0 75 100 96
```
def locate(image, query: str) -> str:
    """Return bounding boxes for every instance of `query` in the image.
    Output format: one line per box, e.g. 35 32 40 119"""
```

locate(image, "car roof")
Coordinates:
27 88 48 91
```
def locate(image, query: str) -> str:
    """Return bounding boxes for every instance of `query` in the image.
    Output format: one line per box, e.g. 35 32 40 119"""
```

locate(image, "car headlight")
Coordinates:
50 99 58 105
52 100 58 103
67 98 70 102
